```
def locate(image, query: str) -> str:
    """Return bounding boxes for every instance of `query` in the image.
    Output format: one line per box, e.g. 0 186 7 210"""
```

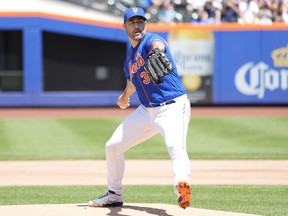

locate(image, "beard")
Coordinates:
131 30 145 41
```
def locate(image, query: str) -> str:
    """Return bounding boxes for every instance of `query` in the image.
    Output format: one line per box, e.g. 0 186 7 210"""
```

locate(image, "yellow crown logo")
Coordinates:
271 46 288 67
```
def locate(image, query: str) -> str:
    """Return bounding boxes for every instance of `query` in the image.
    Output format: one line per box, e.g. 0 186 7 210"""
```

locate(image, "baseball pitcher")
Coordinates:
88 7 192 209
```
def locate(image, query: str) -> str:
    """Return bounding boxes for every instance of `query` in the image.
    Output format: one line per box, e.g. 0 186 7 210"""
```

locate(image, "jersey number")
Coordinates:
140 72 150 84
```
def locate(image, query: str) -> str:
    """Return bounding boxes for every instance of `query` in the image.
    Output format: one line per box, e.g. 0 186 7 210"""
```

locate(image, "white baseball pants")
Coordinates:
105 94 191 194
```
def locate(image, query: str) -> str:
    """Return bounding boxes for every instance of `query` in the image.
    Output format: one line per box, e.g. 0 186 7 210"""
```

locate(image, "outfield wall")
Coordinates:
0 13 287 106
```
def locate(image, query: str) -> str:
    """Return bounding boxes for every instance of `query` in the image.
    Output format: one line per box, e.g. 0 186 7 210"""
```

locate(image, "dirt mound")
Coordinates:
0 203 260 216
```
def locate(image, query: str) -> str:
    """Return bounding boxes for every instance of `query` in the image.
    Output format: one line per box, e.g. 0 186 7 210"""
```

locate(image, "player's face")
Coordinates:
124 17 146 41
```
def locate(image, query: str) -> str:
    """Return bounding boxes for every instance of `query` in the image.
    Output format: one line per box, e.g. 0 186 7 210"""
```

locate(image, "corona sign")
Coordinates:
235 61 288 99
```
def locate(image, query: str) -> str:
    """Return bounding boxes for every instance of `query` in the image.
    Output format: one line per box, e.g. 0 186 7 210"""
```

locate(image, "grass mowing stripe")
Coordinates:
0 117 287 160
188 117 288 159
0 118 122 160
0 185 287 216
0 120 11 153
0 119 101 160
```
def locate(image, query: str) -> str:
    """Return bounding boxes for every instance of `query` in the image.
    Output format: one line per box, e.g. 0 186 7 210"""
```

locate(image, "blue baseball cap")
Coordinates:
124 7 147 23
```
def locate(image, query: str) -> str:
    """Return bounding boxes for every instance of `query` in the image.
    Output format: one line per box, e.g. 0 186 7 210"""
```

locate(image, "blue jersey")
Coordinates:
123 32 186 107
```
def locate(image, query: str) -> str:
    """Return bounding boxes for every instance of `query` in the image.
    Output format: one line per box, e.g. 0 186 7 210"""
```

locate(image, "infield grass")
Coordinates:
0 117 287 160
0 116 287 216
0 185 287 216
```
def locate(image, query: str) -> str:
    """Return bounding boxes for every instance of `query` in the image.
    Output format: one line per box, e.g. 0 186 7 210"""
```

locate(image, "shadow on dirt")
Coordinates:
77 204 174 216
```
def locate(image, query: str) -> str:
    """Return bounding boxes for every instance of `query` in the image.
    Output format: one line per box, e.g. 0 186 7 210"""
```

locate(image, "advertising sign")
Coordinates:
214 30 288 104
168 30 214 104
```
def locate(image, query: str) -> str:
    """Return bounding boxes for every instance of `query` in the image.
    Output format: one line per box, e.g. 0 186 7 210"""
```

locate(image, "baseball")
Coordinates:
119 104 128 109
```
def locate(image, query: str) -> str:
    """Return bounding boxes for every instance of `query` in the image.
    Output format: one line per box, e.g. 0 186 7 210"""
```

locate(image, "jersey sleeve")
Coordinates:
145 34 166 53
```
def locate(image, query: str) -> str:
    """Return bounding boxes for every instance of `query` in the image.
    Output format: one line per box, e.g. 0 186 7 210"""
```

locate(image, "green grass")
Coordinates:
187 117 288 159
0 185 287 216
0 117 287 160
0 116 287 215
0 118 121 160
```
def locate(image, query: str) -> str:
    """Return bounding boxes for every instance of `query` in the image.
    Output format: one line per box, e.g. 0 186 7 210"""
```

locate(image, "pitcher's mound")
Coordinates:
0 203 260 216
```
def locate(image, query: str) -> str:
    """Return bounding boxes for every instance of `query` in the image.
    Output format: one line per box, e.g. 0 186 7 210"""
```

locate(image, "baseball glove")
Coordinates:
144 48 174 85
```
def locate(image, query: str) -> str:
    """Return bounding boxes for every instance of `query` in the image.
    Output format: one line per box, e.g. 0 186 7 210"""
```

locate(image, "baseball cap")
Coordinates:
124 7 147 23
